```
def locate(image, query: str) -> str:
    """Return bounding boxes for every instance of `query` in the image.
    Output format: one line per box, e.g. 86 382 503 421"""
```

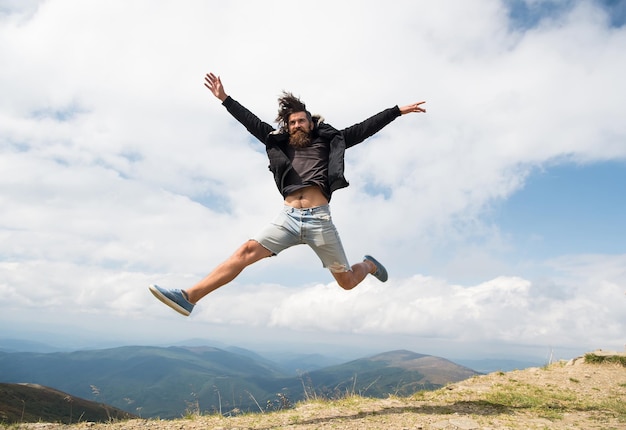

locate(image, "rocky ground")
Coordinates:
13 351 626 430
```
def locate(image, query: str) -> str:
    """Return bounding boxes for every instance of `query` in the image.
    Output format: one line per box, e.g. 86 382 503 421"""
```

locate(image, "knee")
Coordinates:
233 240 270 262
334 273 357 290
237 240 256 257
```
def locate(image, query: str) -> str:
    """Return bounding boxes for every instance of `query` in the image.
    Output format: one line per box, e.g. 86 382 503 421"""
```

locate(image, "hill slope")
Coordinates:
0 383 135 424
12 351 626 429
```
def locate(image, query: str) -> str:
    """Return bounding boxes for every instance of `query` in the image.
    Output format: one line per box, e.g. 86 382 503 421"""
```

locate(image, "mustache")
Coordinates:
290 127 309 135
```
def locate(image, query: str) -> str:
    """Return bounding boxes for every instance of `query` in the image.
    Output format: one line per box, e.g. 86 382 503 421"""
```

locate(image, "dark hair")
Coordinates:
275 91 312 131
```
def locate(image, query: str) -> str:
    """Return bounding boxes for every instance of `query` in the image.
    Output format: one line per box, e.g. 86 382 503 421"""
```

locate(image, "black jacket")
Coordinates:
222 96 401 201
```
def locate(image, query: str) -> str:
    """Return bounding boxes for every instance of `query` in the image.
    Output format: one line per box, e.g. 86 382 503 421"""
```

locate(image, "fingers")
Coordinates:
399 101 427 115
204 73 217 87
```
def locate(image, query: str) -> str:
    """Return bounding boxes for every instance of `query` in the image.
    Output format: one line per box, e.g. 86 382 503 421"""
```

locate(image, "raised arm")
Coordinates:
203 72 274 143
204 73 228 102
341 100 426 148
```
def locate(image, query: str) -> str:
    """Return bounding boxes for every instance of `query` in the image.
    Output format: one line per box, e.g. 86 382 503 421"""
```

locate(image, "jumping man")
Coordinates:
149 73 426 316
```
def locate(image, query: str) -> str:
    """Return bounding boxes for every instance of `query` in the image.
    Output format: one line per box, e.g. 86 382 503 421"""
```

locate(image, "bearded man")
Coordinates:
149 73 426 316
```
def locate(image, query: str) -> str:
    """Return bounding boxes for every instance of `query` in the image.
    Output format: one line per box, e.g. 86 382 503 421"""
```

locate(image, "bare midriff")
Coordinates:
284 185 329 209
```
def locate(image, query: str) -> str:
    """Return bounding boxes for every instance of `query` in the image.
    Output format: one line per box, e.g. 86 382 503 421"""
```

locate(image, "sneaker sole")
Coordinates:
148 285 191 316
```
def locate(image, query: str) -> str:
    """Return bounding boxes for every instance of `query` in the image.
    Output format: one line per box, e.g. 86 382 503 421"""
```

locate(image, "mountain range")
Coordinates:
0 345 479 420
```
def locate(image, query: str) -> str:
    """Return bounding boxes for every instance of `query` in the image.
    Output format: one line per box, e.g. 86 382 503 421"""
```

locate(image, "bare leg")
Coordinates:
331 260 377 291
185 240 272 303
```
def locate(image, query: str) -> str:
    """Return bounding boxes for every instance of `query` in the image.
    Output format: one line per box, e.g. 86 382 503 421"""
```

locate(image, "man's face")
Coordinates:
288 111 312 134
288 111 313 148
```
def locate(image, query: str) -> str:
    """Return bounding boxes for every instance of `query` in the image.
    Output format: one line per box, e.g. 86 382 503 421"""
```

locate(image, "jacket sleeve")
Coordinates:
222 96 275 144
341 106 402 148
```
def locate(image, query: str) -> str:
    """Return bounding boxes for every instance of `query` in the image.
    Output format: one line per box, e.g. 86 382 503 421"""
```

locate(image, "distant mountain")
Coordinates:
258 351 347 374
294 350 480 398
0 345 287 418
0 338 64 353
0 346 479 420
0 383 136 424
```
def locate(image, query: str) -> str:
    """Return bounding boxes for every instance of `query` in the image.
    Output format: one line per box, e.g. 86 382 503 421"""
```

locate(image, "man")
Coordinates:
149 73 426 316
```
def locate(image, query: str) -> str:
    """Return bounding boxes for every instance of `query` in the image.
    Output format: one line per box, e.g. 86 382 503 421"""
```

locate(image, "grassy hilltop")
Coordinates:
7 351 626 430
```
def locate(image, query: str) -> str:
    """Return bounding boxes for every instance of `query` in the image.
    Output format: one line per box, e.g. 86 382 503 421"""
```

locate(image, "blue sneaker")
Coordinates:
364 255 388 282
149 284 194 316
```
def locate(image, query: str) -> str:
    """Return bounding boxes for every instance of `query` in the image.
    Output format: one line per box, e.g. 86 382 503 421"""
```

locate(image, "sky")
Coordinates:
1 0 625 363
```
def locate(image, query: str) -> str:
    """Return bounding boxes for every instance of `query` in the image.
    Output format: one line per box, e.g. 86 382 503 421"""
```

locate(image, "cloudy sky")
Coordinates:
1 0 625 362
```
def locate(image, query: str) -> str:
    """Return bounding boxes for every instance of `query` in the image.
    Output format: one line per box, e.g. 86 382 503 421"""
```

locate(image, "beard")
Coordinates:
289 129 312 148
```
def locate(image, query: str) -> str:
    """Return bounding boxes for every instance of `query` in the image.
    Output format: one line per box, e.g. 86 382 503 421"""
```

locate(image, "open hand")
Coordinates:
204 73 228 102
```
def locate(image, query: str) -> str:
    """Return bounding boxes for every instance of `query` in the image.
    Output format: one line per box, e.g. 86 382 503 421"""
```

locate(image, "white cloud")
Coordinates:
184 259 624 351
1 0 625 359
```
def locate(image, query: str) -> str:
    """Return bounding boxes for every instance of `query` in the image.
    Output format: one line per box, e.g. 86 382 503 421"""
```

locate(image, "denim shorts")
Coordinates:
252 205 350 273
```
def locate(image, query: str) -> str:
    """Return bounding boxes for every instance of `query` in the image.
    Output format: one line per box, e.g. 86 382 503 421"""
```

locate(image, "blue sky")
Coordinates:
495 161 626 258
509 0 626 28
1 0 625 362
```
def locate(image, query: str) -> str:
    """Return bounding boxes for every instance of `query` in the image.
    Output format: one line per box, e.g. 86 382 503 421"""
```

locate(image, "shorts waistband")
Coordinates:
283 204 330 215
